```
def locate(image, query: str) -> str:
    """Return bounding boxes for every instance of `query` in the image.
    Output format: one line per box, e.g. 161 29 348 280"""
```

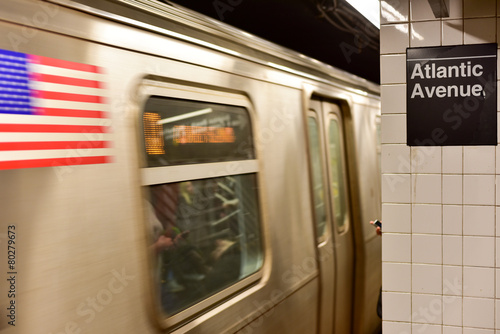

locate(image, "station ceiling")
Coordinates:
168 0 381 84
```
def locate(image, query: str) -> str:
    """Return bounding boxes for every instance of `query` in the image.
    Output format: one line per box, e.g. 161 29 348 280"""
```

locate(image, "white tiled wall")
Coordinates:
380 0 500 332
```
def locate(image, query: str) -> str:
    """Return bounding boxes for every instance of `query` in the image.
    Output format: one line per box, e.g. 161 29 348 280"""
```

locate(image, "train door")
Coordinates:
306 99 334 334
323 101 354 334
306 97 354 334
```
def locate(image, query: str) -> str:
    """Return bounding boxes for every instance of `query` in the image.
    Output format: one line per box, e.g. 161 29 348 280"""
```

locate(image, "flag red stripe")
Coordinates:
31 73 103 88
0 124 108 133
0 156 112 170
34 107 108 119
0 141 110 150
29 55 102 74
32 90 105 104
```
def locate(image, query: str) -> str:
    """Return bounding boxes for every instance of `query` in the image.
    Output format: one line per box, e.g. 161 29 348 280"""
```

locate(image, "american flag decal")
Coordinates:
0 48 112 170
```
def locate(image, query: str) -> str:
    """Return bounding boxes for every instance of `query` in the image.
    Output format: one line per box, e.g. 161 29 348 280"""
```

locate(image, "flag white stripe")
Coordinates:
0 132 113 142
0 148 113 161
32 98 108 111
31 81 106 97
0 114 110 126
28 63 105 82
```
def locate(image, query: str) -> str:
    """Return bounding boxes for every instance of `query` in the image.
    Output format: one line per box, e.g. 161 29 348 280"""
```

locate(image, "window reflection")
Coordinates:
328 118 348 230
307 116 327 238
147 174 262 315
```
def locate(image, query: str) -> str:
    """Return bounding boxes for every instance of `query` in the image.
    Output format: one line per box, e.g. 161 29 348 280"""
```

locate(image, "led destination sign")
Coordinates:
407 44 497 146
172 125 235 144
142 96 254 167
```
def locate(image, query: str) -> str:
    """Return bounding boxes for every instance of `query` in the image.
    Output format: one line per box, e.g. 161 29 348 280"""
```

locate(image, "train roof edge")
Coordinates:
51 0 381 96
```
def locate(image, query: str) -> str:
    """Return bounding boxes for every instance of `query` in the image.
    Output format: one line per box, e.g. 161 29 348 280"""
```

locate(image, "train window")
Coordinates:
307 116 327 239
147 175 262 316
141 95 263 320
327 116 348 231
143 96 254 167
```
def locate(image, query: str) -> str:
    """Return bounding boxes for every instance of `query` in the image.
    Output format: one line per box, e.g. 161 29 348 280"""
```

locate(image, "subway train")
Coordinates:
0 0 381 333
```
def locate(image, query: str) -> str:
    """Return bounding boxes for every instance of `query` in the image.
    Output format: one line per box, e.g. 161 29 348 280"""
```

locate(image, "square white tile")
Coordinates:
411 147 441 174
412 204 442 234
381 54 407 84
383 291 412 322
381 114 407 144
412 234 442 264
463 236 495 267
496 269 500 299
383 233 412 262
412 294 443 324
464 147 495 174
447 0 463 19
496 146 500 174
464 18 496 44
381 84 406 114
410 0 438 21
412 174 442 204
442 20 463 46
463 297 495 329
443 205 462 235
383 262 412 292
496 238 500 267
496 299 500 330
443 295 462 326
382 203 412 233
413 324 442 333
411 21 441 47
497 176 500 206
443 265 463 296
381 0 409 24
463 205 495 236
463 266 495 298
382 144 411 173
443 326 463 334
463 175 495 205
382 174 411 203
381 24 410 54
383 321 412 334
443 235 462 265
442 175 462 205
412 263 442 294
463 328 494 334
442 146 463 174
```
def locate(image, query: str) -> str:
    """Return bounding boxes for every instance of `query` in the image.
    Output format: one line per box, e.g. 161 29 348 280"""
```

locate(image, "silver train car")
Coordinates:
0 0 381 333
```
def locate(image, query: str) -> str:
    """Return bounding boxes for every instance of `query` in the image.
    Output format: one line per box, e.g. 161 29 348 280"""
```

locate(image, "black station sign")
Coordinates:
407 43 497 146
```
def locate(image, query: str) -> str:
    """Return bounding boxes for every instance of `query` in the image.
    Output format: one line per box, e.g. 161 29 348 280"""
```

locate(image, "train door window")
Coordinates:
327 114 349 232
141 93 263 322
306 114 327 239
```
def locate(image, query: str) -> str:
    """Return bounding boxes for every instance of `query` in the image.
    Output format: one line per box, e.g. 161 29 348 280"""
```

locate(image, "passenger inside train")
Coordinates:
148 175 262 315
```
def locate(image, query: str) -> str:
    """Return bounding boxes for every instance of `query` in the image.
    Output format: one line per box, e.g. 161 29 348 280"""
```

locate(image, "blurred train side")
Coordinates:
0 1 381 333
